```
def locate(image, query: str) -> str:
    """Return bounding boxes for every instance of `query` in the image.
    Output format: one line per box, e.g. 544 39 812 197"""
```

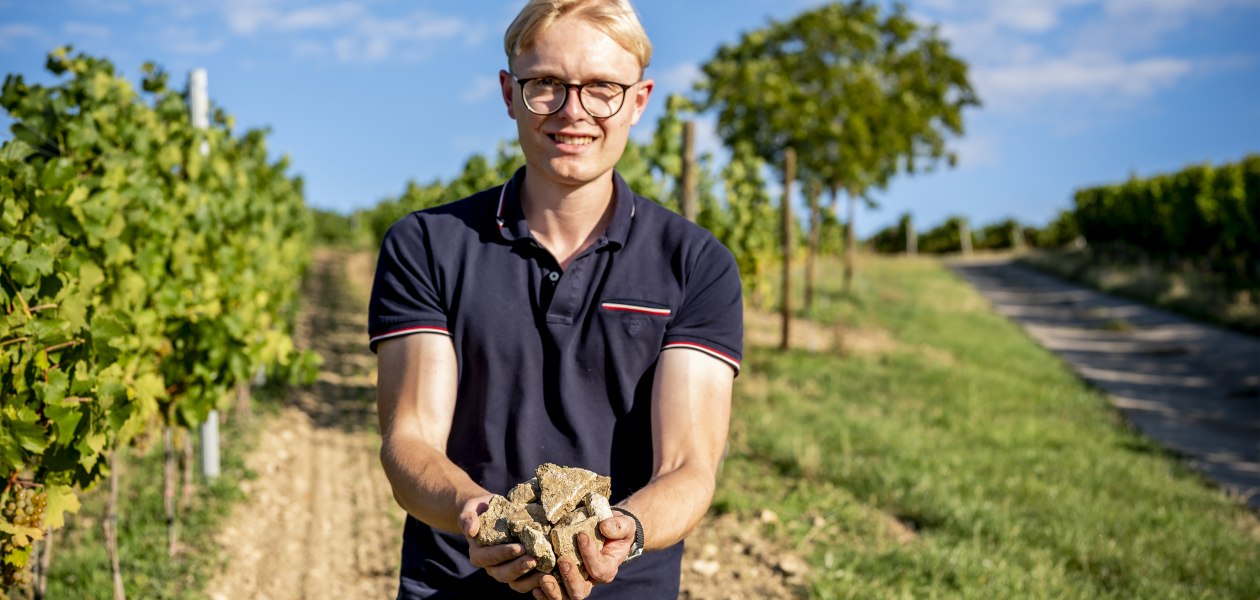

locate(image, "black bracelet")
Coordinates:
611 506 645 562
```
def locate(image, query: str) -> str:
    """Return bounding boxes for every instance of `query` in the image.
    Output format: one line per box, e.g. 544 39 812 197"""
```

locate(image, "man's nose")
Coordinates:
559 85 591 119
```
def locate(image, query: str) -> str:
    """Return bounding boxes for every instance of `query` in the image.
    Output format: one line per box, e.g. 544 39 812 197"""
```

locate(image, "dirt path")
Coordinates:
206 249 401 600
947 255 1260 510
207 249 807 598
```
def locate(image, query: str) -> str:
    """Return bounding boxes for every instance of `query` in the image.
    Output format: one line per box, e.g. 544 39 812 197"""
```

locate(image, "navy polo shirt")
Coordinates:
368 167 743 599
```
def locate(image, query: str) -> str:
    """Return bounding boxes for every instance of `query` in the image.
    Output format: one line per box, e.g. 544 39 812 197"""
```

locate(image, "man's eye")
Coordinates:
535 77 562 88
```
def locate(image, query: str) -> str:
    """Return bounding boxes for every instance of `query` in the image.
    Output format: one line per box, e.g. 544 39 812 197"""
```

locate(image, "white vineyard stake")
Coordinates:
190 67 220 480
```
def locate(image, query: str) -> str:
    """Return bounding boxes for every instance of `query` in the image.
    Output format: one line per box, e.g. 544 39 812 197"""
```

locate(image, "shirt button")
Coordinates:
548 271 560 282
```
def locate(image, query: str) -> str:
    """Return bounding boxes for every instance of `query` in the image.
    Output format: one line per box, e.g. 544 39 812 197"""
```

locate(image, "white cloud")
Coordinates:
273 3 364 32
990 2 1061 32
109 1 484 65
1068 0 1260 52
221 0 278 35
655 62 700 92
691 115 724 161
914 0 1260 121
332 12 480 64
952 132 1000 169
1103 0 1260 16
159 26 224 55
0 23 42 50
462 76 502 103
974 54 1192 111
66 0 132 14
290 40 328 59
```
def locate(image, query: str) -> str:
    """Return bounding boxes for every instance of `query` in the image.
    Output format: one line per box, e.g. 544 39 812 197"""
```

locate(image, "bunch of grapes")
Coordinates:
1 485 47 590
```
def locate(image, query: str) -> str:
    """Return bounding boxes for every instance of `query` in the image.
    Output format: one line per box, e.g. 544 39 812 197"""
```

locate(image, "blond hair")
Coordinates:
504 0 653 74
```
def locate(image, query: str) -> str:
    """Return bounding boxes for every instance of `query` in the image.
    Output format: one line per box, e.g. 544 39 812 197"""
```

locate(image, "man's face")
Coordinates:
500 15 653 192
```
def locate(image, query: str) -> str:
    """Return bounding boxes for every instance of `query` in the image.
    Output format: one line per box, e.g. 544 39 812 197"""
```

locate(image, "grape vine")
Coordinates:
0 47 314 591
1073 154 1260 278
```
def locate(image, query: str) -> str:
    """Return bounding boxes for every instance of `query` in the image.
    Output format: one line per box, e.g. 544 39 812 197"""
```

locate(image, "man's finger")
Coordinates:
599 515 633 540
486 554 537 586
557 557 592 599
577 532 618 584
507 569 547 594
539 574 568 600
460 512 479 537
468 542 525 569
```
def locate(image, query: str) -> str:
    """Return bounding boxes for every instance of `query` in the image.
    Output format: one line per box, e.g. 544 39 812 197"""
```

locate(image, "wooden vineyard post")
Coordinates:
163 427 178 557
780 147 796 351
844 185 858 292
960 218 972 255
104 449 126 600
805 179 821 311
680 120 698 223
906 214 917 256
34 527 52 600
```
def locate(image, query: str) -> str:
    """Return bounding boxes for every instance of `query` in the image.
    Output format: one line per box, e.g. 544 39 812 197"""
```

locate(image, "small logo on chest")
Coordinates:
622 315 648 335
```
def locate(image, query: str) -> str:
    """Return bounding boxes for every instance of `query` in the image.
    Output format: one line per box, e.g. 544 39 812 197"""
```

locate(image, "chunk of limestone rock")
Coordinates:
549 515 605 569
537 463 612 524
474 495 516 546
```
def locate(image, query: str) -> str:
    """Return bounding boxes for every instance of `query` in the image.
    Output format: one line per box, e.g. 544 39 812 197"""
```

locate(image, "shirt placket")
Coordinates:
544 240 609 326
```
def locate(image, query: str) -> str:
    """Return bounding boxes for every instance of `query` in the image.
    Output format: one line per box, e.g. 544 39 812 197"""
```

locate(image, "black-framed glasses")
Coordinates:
512 74 638 119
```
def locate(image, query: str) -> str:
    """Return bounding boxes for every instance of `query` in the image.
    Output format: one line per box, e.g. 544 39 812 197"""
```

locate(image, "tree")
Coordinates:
720 142 778 309
698 0 978 290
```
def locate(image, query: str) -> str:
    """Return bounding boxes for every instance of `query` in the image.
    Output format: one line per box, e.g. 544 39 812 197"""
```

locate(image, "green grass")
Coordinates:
41 393 278 599
715 255 1260 599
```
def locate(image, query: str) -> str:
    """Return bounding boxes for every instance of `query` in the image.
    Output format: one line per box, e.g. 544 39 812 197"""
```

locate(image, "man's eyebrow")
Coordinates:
517 70 632 83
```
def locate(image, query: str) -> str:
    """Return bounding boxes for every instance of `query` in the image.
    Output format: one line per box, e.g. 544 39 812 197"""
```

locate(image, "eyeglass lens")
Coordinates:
522 79 626 118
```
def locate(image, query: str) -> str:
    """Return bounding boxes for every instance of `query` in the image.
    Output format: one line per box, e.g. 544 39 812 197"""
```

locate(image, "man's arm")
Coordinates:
377 334 545 590
620 347 734 547
376 333 483 533
543 347 734 599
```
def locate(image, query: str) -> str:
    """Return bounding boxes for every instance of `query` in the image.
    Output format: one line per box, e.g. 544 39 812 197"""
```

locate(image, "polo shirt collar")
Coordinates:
495 166 636 249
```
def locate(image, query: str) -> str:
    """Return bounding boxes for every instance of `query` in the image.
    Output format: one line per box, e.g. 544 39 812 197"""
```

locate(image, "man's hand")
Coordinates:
533 514 636 600
460 495 547 593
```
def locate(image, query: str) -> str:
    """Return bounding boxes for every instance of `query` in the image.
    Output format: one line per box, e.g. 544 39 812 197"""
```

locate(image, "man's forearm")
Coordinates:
380 431 489 534
615 463 716 551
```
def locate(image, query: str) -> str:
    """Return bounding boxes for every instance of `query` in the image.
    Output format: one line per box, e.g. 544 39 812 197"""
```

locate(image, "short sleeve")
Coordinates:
662 237 744 374
367 214 452 352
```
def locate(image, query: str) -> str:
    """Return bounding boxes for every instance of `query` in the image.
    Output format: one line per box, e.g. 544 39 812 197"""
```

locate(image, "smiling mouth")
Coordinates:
550 133 595 146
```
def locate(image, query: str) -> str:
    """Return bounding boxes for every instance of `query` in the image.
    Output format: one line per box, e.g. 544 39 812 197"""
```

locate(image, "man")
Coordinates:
369 1 742 598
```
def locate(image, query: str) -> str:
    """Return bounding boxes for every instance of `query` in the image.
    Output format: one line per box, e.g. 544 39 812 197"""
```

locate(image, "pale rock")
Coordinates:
777 555 809 576
585 492 613 521
691 559 721 577
549 515 604 567
537 463 610 524
518 523 556 573
474 495 515 546
508 503 550 537
508 477 540 504
554 506 589 528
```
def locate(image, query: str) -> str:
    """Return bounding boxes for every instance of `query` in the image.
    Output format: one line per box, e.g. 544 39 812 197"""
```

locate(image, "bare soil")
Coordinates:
207 249 809 598
206 249 401 599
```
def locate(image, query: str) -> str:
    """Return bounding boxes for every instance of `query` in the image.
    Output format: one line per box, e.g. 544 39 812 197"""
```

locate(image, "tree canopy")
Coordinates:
697 0 979 197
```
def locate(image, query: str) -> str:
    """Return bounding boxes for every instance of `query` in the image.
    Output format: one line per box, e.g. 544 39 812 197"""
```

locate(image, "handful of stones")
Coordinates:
474 463 616 574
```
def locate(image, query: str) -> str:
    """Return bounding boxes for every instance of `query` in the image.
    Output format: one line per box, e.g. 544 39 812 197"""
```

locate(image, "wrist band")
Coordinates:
611 506 645 562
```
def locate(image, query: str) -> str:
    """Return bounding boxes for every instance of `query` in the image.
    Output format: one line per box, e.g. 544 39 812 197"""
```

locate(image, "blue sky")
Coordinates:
2 0 1258 236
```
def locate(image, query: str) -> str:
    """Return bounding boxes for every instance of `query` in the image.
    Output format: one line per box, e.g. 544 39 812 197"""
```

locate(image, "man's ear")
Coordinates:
499 70 517 120
628 78 654 126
